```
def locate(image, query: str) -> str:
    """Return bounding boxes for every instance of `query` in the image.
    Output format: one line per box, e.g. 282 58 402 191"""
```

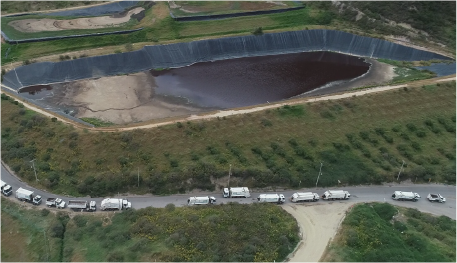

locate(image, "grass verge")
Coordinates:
321 202 456 261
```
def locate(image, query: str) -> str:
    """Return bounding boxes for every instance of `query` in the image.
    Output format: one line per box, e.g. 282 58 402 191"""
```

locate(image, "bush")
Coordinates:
165 203 175 212
41 209 50 217
252 27 263 35
372 203 397 221
73 215 88 227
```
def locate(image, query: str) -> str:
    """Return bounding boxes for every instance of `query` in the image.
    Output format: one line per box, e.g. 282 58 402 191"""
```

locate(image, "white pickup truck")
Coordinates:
46 198 66 209
427 193 446 203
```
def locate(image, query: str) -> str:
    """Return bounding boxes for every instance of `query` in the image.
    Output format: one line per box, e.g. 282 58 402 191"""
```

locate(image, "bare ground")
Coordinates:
282 202 353 262
8 7 144 32
48 72 207 125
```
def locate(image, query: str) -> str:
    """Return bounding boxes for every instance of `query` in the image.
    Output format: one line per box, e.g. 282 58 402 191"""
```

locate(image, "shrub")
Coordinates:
41 209 50 217
165 203 175 212
406 123 417 132
416 129 427 138
372 203 397 221
73 215 88 227
252 27 263 35
261 118 273 127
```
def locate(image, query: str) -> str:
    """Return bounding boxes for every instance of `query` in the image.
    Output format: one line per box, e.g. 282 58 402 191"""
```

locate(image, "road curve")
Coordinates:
2 162 455 219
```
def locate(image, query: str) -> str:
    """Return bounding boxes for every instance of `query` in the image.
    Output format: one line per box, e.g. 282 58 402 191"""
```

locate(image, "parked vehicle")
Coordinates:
228 187 251 198
0 180 13 196
68 200 96 211
187 196 217 206
321 190 350 200
46 198 66 209
290 192 319 203
223 188 230 198
427 193 446 203
15 187 41 205
257 194 285 204
392 191 420 202
100 198 131 211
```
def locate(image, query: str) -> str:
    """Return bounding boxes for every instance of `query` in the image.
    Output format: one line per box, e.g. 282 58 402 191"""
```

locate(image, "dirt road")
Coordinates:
9 7 144 32
282 202 353 262
2 75 455 131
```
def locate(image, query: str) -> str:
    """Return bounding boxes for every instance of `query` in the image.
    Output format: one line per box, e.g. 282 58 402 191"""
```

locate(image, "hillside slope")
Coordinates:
331 1 456 51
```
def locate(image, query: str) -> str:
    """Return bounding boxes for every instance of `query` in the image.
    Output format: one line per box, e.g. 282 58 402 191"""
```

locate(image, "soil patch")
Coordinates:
8 7 144 32
282 202 352 262
47 72 208 125
240 2 277 11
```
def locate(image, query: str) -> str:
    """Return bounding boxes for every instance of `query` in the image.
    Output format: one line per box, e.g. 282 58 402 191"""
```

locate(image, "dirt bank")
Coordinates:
300 58 397 97
8 7 144 32
283 202 353 262
48 72 208 124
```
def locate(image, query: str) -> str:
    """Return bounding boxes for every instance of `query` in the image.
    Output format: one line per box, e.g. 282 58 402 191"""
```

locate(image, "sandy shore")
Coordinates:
299 58 397 97
48 72 208 124
8 7 144 32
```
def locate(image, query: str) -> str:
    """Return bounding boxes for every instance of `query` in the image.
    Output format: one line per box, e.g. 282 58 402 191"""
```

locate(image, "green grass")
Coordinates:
1 81 455 197
0 1 107 15
1 2 332 65
169 1 303 17
321 202 456 261
2 197 299 262
1 197 63 261
80 117 114 127
376 59 437 84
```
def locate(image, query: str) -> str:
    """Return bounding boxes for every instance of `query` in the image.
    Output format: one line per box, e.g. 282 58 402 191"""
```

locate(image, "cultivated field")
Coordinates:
1 81 455 197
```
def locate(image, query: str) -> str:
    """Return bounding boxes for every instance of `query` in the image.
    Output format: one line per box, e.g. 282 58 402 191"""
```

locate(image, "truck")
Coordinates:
187 196 217 206
68 200 97 211
257 194 285 204
15 187 42 205
321 190 351 200
228 187 251 198
290 192 320 203
100 198 131 211
46 198 66 209
392 191 420 202
427 193 445 203
223 188 230 198
0 180 13 196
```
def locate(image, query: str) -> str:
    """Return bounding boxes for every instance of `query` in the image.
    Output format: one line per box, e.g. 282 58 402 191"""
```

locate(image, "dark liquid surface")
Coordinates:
151 51 370 108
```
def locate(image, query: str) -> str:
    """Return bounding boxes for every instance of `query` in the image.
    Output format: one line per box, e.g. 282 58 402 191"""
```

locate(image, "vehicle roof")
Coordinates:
230 187 249 191
17 187 33 195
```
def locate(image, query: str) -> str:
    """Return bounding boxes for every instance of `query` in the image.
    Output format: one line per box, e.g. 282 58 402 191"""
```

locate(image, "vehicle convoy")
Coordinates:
427 193 446 203
100 198 131 211
257 194 286 204
322 190 351 200
226 187 251 198
15 187 42 205
46 198 66 208
392 191 420 201
187 196 217 206
290 192 320 202
68 200 96 211
0 180 13 196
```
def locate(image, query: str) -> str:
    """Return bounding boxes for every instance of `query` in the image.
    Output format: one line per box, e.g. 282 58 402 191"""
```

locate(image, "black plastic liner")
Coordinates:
2 29 452 91
170 5 305 22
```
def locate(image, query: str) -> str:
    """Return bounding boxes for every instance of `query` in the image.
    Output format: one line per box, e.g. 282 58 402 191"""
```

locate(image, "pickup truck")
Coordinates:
46 198 66 209
427 193 446 203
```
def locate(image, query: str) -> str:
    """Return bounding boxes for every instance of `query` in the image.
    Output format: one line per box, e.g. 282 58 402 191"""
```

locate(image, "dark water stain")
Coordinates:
18 84 53 100
150 51 370 108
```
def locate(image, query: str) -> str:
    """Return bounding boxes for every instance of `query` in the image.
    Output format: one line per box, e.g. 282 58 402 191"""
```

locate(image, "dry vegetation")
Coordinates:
1 81 455 197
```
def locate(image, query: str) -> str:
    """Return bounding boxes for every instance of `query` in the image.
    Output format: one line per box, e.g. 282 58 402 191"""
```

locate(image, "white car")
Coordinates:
427 193 446 203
